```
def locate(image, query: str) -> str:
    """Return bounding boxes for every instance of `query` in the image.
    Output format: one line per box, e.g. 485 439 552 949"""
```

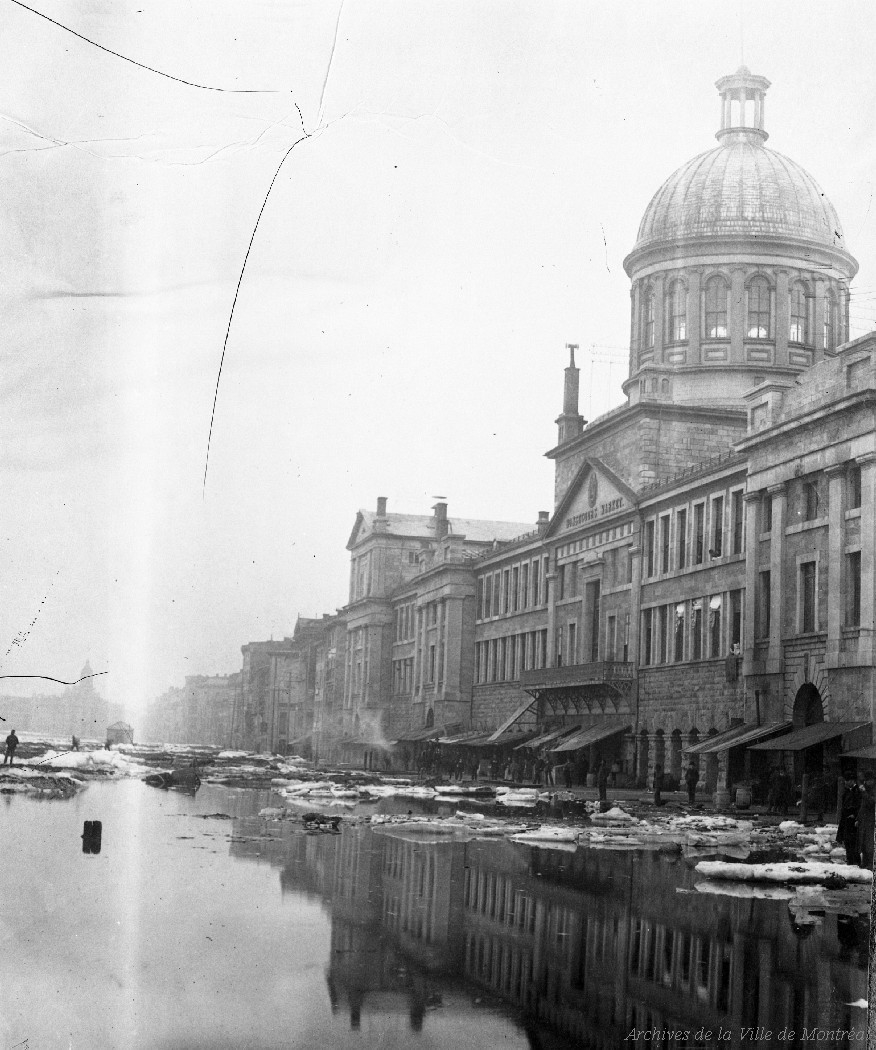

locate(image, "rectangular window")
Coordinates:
503 570 511 614
520 564 529 608
659 515 670 574
848 464 862 510
492 574 501 616
848 552 862 627
542 557 550 603
731 491 744 554
586 581 600 661
623 613 630 662
676 508 687 569
558 564 566 601
800 561 817 633
556 626 563 668
762 494 773 533
428 644 436 682
709 596 722 658
692 602 703 660
568 622 577 665
642 608 653 666
693 504 705 564
484 575 492 618
538 630 548 668
532 560 540 608
758 571 771 639
673 604 685 662
606 615 617 661
658 605 669 664
711 496 724 558
477 579 485 620
511 567 519 612
729 590 743 650
645 520 656 578
803 479 821 522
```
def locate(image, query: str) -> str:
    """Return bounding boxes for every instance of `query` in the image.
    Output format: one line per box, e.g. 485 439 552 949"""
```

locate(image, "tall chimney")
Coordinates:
376 496 387 516
537 510 550 536
556 343 586 444
433 500 448 540
373 496 389 532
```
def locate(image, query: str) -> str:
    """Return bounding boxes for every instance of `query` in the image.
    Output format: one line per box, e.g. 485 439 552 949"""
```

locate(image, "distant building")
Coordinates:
145 671 240 746
105 721 134 745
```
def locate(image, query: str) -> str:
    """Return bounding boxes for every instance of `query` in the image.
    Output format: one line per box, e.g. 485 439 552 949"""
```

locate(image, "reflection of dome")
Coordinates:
635 144 846 253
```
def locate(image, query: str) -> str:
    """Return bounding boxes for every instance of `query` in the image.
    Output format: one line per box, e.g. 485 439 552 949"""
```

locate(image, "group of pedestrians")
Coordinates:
835 771 876 869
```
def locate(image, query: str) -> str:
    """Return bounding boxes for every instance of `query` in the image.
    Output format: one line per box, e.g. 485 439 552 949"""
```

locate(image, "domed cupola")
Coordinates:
622 68 858 407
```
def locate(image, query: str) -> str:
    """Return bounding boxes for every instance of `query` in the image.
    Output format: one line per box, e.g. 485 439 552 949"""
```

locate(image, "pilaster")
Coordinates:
546 572 558 666
688 268 702 364
767 483 786 674
857 453 876 665
742 491 761 673
825 464 846 658
730 268 745 363
775 269 790 366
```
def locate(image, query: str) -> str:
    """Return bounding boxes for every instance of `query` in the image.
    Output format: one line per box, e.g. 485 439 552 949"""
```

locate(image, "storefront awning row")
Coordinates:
749 721 871 752
516 724 581 751
550 720 630 753
683 721 791 756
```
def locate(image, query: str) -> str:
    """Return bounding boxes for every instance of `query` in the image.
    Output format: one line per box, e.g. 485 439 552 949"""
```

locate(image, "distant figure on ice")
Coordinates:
3 729 19 765
596 760 608 802
685 762 699 805
71 735 80 751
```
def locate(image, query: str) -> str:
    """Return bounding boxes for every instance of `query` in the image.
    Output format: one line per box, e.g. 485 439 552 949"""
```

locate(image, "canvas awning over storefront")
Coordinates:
749 721 871 752
550 720 630 753
486 697 536 741
394 723 457 743
845 744 876 760
515 724 582 751
684 721 791 756
487 728 538 748
437 729 489 746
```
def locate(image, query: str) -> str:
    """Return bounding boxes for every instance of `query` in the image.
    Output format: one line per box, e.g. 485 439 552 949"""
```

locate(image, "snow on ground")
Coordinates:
695 859 873 884
35 748 140 774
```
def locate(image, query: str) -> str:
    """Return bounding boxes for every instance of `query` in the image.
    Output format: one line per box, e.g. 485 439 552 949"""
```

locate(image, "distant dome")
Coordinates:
634 142 846 253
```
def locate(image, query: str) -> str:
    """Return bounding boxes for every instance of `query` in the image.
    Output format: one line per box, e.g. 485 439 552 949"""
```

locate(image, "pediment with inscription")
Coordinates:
547 459 637 537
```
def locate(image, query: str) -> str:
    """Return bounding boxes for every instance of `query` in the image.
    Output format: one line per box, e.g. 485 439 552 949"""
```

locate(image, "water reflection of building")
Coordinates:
241 821 868 1047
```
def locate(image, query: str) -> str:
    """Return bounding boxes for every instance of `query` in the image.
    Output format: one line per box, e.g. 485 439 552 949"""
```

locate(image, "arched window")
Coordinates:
747 276 771 339
789 283 808 343
642 286 655 349
665 280 686 342
823 293 835 350
704 276 728 339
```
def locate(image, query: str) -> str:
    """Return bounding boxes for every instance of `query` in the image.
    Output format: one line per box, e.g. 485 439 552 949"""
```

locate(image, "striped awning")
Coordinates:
516 724 584 751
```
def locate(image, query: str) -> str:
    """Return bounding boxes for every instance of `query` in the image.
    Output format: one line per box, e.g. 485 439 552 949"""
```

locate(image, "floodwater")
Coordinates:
0 780 869 1049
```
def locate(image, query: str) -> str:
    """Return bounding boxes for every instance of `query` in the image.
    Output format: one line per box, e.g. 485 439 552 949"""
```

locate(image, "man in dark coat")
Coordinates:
3 729 19 766
684 762 699 805
596 760 608 802
835 774 861 866
653 763 665 806
857 773 875 869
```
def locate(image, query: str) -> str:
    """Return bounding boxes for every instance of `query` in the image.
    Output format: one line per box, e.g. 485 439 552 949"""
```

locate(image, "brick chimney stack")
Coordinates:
556 343 586 445
433 500 449 540
373 496 389 532
537 511 550 536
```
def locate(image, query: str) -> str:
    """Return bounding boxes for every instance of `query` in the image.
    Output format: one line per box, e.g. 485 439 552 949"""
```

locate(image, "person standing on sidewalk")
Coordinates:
835 774 861 866
596 760 608 802
653 763 665 806
684 761 699 805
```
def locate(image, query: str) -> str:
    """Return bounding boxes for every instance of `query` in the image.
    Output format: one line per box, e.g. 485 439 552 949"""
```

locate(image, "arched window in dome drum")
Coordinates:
665 280 686 342
642 287 655 349
789 283 809 344
746 276 771 339
823 292 835 350
703 277 728 339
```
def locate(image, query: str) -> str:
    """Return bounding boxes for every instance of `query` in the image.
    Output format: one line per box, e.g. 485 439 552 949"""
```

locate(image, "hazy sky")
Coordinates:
1 1 874 713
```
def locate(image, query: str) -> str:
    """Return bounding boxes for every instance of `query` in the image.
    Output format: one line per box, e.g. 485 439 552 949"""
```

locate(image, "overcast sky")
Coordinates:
1 1 874 715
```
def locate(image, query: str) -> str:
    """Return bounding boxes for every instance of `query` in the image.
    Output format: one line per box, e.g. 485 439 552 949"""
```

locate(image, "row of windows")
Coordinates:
642 592 743 666
477 556 549 620
557 548 632 598
644 490 744 579
629 919 732 1012
391 657 414 694
393 601 416 642
640 276 842 348
463 867 538 933
756 552 861 638
475 631 548 683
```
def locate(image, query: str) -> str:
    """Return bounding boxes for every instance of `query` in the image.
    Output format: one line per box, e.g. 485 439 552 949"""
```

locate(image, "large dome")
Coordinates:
634 141 846 253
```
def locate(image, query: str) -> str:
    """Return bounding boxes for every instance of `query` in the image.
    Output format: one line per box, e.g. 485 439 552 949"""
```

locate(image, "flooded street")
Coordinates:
0 780 869 1049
